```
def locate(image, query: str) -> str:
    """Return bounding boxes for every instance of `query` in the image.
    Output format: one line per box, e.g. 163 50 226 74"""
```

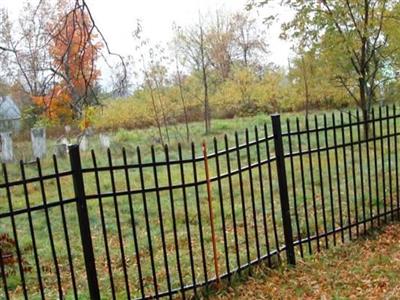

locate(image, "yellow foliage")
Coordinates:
93 66 357 132
92 99 155 131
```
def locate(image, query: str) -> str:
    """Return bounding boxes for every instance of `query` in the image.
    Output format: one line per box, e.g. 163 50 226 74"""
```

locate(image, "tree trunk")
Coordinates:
362 107 370 137
301 56 310 118
148 82 164 145
203 68 210 134
359 77 370 139
176 69 190 142
200 24 210 134
154 79 170 143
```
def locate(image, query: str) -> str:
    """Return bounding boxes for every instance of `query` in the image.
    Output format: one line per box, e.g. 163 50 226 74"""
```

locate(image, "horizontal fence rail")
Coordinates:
1 105 400 299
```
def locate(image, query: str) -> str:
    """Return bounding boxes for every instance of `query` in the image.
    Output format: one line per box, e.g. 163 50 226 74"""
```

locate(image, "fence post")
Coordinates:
69 145 100 299
271 114 296 265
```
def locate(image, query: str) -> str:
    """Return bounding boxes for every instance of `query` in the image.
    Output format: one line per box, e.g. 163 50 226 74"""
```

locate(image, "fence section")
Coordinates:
284 106 400 256
1 106 400 299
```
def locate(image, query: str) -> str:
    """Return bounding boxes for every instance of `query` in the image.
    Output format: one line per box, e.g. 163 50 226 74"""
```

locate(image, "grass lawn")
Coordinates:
214 224 400 299
1 106 399 299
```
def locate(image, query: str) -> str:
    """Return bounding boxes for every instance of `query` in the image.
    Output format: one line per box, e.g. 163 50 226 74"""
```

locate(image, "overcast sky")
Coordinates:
0 0 294 85
85 0 293 65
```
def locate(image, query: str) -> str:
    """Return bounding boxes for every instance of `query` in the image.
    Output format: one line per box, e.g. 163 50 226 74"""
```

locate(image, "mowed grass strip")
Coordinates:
214 224 400 299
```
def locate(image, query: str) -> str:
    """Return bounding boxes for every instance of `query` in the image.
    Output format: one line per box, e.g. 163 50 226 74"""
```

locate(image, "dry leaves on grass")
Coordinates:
214 224 400 299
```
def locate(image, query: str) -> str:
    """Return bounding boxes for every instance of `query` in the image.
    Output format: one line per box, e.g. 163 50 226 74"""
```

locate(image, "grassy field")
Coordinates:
1 106 399 299
214 224 400 299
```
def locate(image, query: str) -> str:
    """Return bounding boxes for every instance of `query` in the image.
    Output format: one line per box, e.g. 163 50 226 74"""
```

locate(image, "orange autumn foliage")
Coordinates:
32 86 74 123
34 6 102 124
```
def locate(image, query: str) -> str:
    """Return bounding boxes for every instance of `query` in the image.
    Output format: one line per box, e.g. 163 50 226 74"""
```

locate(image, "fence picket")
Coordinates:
315 115 329 248
393 105 400 220
296 117 313 253
2 163 28 298
178 144 197 292
0 248 9 300
191 142 208 284
332 113 345 243
151 146 172 297
386 106 394 222
265 123 281 254
356 110 367 234
53 155 78 298
372 108 380 226
223 135 241 271
122 148 146 299
287 119 304 257
349 114 359 238
306 117 320 251
341 112 352 240
380 107 387 224
36 158 63 298
324 114 336 246
213 137 230 281
19 160 45 299
164 144 185 299
234 132 251 267
136 146 159 298
107 149 131 299
255 126 273 265
91 149 116 299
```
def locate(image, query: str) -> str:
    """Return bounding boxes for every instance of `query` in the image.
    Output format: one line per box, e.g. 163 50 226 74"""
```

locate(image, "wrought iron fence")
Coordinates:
1 105 399 299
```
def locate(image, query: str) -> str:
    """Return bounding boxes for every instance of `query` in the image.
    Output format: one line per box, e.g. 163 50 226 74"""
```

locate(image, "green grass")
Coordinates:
1 106 399 299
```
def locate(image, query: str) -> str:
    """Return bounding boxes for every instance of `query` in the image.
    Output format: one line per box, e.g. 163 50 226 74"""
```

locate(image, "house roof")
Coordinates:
0 96 21 120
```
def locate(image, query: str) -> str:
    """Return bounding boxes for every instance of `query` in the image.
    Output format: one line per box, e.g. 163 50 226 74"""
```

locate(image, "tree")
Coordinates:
251 0 400 135
199 20 211 134
232 66 257 112
288 49 350 112
171 33 190 141
134 32 171 144
149 59 171 143
300 55 310 117
141 57 165 145
0 1 55 99
1 0 124 126
44 2 102 119
110 57 134 98
231 12 268 68
176 15 212 133
32 85 75 123
207 11 235 81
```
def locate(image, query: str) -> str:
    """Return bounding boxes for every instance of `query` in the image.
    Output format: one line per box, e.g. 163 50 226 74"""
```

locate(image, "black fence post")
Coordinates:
69 145 100 299
271 114 296 265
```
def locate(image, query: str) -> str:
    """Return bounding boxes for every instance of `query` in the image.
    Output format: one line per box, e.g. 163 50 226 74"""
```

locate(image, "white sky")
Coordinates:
0 0 294 85
82 0 294 65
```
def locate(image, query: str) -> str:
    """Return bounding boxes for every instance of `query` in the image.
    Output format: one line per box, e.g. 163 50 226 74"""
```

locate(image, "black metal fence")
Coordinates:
1 106 400 299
